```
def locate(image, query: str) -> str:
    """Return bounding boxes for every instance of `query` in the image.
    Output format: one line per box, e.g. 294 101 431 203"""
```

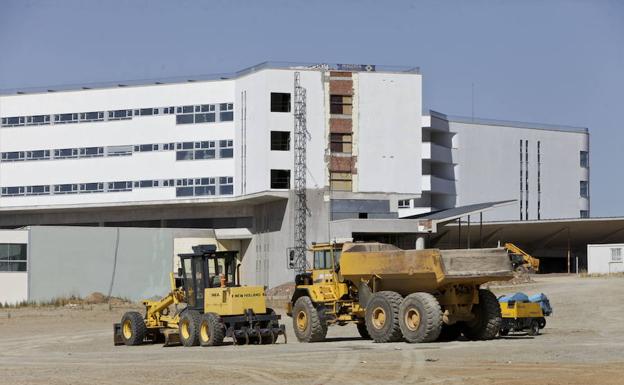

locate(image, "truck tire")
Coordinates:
179 310 201 347
437 323 463 342
292 296 327 342
199 313 225 346
356 322 371 339
538 317 546 329
462 289 501 341
527 319 540 336
365 291 403 343
398 293 443 343
120 311 147 346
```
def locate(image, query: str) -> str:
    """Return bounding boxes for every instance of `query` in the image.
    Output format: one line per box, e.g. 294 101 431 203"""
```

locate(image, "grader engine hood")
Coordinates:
204 286 267 316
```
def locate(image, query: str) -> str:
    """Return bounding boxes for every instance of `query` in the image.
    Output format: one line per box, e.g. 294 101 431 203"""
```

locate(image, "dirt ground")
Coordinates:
1 275 623 385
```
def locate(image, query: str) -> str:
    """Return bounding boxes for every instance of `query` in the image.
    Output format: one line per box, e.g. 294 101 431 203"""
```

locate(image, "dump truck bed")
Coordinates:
339 243 513 295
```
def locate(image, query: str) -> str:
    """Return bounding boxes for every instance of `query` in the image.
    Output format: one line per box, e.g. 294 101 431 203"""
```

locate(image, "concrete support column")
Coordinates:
415 236 426 250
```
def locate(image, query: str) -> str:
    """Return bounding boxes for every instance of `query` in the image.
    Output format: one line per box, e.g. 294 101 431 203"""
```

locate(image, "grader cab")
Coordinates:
114 245 286 347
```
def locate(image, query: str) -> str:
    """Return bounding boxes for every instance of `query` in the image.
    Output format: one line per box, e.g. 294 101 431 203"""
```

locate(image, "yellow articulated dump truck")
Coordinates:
114 245 286 347
287 242 514 343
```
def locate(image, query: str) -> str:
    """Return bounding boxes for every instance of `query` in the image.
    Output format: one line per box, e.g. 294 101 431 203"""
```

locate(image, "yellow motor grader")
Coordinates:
114 245 286 347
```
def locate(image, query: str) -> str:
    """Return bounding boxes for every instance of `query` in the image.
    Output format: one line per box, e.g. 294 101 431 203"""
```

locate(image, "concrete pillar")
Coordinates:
415 236 426 250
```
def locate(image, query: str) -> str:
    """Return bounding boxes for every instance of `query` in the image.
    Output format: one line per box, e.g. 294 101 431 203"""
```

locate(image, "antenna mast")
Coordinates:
293 72 308 274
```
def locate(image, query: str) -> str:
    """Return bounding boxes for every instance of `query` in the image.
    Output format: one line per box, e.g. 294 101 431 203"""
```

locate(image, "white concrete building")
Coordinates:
0 62 590 289
587 244 624 274
399 111 590 221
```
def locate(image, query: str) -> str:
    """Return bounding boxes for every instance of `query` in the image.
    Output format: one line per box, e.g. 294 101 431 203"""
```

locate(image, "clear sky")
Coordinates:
0 0 622 217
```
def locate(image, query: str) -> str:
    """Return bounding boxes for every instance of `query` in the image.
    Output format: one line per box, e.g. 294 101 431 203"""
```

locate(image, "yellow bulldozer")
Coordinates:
287 242 514 343
114 244 286 347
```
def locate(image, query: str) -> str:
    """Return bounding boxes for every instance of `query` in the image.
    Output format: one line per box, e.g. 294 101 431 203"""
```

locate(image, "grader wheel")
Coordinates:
199 313 225 347
120 311 147 346
179 310 201 347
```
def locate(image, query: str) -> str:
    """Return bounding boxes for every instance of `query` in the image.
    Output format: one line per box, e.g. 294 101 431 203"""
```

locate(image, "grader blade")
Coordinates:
163 330 181 347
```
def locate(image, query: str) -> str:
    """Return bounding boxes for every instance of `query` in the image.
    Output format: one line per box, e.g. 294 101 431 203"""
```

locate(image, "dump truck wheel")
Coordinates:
538 317 546 329
199 313 225 347
120 311 147 346
179 310 201 347
292 296 327 342
462 289 501 341
527 320 540 336
437 323 463 342
365 291 403 343
357 322 371 339
398 293 442 343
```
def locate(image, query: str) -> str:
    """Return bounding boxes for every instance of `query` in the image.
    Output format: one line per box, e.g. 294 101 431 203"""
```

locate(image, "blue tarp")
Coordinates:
498 292 553 316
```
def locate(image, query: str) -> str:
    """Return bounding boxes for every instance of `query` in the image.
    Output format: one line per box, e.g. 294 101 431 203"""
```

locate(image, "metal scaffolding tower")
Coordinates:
293 72 308 274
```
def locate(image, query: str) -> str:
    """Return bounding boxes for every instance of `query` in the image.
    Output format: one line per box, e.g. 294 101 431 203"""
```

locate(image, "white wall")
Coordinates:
587 244 624 274
451 121 588 221
357 72 422 194
0 229 29 304
0 80 236 208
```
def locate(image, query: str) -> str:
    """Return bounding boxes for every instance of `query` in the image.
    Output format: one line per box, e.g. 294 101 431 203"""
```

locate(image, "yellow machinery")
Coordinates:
499 299 546 336
288 242 514 344
504 243 540 272
114 245 286 347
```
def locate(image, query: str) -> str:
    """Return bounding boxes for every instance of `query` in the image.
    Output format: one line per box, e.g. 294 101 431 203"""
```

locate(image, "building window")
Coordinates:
219 176 234 195
330 133 352 153
1 186 25 197
53 184 78 194
270 131 290 151
219 140 233 158
1 116 25 127
79 183 104 193
611 248 623 262
108 110 133 120
107 181 132 192
330 95 352 115
26 115 51 126
1 151 25 161
26 185 50 196
270 93 291 112
580 151 589 168
398 199 411 209
107 145 133 156
0 243 27 272
580 210 589 218
54 113 79 124
219 103 234 121
580 181 589 198
54 148 79 159
79 111 104 122
330 172 352 191
270 169 290 189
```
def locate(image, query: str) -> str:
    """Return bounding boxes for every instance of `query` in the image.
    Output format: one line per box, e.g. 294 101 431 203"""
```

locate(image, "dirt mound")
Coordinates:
487 269 534 287
266 282 295 298
85 292 107 304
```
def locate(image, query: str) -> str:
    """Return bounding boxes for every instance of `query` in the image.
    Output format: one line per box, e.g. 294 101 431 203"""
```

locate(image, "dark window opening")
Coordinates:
270 169 290 189
271 131 290 151
330 133 352 153
330 95 353 115
270 93 291 112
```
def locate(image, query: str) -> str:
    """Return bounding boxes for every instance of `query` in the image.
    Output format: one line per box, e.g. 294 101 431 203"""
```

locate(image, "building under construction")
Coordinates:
0 62 591 299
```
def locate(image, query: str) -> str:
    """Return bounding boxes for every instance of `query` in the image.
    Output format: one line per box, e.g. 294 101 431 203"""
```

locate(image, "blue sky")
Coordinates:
0 0 622 216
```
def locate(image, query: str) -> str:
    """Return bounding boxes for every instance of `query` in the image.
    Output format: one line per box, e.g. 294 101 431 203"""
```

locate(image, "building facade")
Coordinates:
0 62 590 290
399 111 590 221
0 62 425 288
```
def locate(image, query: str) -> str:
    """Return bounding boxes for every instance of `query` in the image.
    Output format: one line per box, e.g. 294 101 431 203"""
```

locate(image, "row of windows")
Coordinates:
0 103 234 128
1 140 234 162
0 177 234 197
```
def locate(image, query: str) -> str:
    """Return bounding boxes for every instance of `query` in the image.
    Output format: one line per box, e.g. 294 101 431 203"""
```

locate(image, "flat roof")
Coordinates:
428 109 588 134
0 61 421 96
404 200 516 223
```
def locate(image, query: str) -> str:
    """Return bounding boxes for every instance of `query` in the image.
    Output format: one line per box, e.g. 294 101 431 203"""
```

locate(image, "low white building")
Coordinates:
0 229 28 305
587 244 624 274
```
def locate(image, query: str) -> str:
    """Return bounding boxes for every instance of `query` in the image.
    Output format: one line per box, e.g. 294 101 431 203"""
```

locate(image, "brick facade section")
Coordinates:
329 156 358 174
329 80 353 95
330 118 352 133
329 71 352 78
